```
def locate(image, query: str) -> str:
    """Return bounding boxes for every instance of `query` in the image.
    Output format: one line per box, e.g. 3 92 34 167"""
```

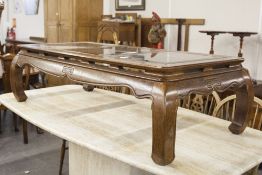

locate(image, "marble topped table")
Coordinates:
0 85 261 175
10 42 254 165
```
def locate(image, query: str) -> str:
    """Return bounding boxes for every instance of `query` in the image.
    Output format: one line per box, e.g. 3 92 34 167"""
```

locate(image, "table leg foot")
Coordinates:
151 83 178 165
10 55 27 102
229 69 254 134
13 113 19 132
23 119 28 144
83 84 95 92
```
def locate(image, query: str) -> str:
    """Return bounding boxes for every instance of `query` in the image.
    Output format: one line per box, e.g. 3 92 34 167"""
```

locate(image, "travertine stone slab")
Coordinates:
0 85 261 175
69 142 153 175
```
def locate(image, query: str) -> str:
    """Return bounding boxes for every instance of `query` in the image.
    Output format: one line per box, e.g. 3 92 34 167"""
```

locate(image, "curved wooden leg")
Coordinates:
229 69 254 134
23 119 28 144
151 83 178 165
10 56 27 102
83 84 95 92
13 113 19 132
59 139 67 175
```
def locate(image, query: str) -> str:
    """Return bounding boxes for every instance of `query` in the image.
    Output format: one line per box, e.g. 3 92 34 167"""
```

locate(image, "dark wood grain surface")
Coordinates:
10 42 254 166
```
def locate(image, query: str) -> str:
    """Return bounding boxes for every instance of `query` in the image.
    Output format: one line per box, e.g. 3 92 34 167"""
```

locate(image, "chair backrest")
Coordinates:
97 21 120 44
180 91 221 115
212 95 262 130
0 54 15 93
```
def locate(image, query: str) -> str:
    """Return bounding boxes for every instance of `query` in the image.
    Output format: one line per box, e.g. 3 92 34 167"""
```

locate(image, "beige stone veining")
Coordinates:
0 85 261 175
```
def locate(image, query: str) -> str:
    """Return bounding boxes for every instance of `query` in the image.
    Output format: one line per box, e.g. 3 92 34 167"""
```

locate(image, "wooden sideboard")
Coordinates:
98 13 141 46
97 21 137 45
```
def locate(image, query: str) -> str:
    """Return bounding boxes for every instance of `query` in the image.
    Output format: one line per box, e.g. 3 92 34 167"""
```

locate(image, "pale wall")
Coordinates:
255 8 262 80
108 0 261 79
6 0 45 39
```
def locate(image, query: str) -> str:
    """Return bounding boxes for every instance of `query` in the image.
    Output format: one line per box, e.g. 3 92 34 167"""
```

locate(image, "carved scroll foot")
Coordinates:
83 84 95 92
10 55 27 102
229 69 254 134
151 83 178 165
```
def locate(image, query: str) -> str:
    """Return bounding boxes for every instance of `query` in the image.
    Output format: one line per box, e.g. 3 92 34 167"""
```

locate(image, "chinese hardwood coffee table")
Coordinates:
10 42 254 166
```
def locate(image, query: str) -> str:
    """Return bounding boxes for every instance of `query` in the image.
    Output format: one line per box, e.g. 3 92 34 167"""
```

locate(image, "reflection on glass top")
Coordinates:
22 42 241 68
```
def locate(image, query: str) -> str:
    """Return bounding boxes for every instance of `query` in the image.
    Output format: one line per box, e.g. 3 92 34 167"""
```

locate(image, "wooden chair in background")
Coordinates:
212 95 262 130
180 91 221 116
0 53 44 142
0 54 19 134
212 95 262 174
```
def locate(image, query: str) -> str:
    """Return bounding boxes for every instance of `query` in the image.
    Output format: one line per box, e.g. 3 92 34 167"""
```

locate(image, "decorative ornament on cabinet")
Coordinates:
148 12 166 49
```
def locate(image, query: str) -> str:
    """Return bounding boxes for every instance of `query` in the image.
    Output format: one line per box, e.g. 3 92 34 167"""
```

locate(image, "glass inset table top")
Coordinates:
19 42 243 69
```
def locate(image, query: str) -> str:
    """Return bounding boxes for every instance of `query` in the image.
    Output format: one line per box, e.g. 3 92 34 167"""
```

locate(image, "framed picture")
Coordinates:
116 0 145 11
24 0 39 15
14 0 23 14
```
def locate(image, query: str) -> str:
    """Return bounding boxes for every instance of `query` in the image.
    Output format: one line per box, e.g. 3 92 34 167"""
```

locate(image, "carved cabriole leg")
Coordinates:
229 69 254 134
13 113 19 132
151 82 178 165
83 84 95 92
59 139 67 175
10 55 27 102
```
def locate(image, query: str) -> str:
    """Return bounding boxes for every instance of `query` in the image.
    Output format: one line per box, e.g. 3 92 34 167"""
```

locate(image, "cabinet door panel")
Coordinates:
47 26 59 43
75 0 103 42
45 0 59 42
60 26 73 42
89 27 98 41
76 27 90 41
59 0 73 24
45 0 103 43
46 0 59 24
59 0 73 42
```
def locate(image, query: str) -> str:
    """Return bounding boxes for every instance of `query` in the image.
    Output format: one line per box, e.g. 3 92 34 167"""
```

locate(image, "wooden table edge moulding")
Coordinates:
10 42 254 166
